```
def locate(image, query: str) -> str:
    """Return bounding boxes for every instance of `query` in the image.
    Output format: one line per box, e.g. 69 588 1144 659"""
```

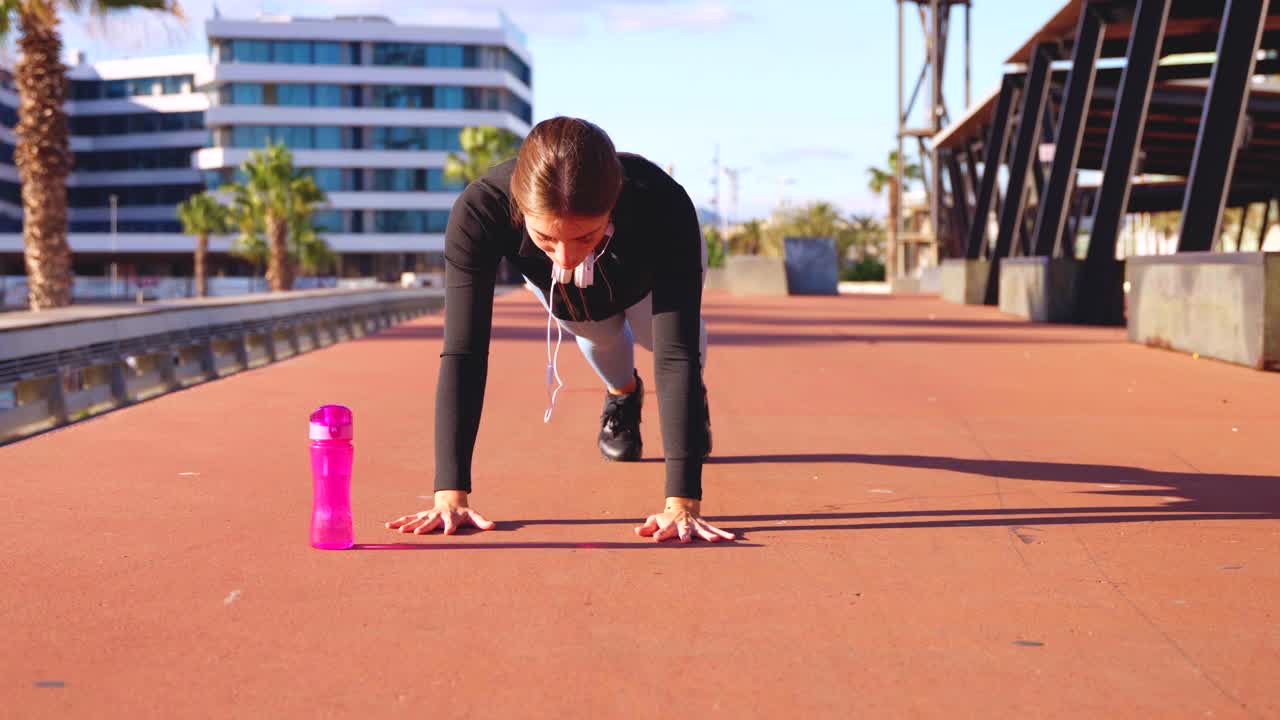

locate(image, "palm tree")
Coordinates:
176 191 229 298
867 150 922 278
729 219 765 255
224 143 327 292
444 126 521 185
290 209 336 276
2 0 182 309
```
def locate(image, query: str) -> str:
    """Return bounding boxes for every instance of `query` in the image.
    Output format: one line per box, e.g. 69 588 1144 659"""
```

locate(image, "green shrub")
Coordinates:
840 257 885 282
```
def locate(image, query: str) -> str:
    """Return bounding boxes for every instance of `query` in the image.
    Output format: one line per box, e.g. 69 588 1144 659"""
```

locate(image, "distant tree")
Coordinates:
5 0 183 308
728 219 765 255
843 213 884 263
703 225 725 268
224 143 328 291
176 192 231 298
444 126 522 185
867 150 922 277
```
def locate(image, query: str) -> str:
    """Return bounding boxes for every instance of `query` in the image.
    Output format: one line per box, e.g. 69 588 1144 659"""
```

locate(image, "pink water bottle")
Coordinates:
309 404 354 550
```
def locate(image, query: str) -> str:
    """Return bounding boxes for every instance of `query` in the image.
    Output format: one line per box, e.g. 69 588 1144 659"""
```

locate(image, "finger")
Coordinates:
412 513 442 535
700 520 736 541
635 515 660 537
388 512 429 530
653 518 678 542
398 514 429 533
677 519 693 543
441 511 457 535
466 509 497 531
693 521 722 542
385 515 414 529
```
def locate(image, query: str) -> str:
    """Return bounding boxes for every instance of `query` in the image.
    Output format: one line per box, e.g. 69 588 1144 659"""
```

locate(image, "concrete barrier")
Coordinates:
1127 251 1280 370
0 287 446 443
941 258 990 304
726 255 789 296
999 257 1080 322
704 267 728 292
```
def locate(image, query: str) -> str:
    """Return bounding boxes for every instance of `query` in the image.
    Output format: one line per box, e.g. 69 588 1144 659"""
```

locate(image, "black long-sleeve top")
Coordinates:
433 153 708 500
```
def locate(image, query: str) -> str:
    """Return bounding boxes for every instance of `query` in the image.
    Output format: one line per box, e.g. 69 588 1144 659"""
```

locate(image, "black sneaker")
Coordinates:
598 371 643 461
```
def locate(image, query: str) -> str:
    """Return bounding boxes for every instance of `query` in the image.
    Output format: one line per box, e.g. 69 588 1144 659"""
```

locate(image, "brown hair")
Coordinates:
510 116 623 226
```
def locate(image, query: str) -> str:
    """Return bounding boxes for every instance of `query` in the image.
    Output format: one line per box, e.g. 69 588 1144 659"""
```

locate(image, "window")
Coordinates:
311 210 344 232
308 168 345 192
231 83 265 105
314 42 343 65
373 210 451 233
277 126 312 147
232 126 270 148
373 85 429 108
314 126 342 149
368 127 463 151
373 43 426 66
426 44 465 68
427 169 465 192
276 84 312 106
433 87 464 109
313 85 343 107
103 80 128 99
272 41 312 64
162 76 192 94
373 168 420 192
232 39 271 63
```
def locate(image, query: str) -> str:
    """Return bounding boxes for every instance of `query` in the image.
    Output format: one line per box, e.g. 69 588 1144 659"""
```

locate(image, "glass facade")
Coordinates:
0 30 531 243
74 146 199 172
228 125 355 149
373 210 450 233
69 111 203 136
372 168 464 192
68 184 202 208
311 210 344 232
69 220 183 233
214 38 530 86
71 75 194 101
218 40 352 65
369 126 463 151
221 83 359 107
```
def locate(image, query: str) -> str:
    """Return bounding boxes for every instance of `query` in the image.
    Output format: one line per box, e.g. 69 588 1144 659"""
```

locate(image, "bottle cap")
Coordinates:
309 404 353 441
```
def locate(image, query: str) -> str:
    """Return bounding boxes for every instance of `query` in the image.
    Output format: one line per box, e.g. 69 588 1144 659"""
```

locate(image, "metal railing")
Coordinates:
0 287 444 444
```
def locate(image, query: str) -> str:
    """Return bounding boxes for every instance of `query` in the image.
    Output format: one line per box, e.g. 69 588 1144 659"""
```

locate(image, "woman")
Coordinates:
385 117 735 543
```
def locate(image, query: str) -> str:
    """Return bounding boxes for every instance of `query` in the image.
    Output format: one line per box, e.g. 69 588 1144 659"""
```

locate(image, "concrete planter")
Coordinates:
726 255 789 296
704 267 728 292
782 237 838 295
941 258 990 304
998 257 1080 322
1128 251 1280 370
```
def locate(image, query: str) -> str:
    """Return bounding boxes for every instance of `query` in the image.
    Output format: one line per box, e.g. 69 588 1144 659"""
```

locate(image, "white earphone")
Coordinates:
551 223 613 287
542 221 615 423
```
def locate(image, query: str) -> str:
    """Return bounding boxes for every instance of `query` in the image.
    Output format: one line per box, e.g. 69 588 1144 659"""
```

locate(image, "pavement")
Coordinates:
4 289 1279 718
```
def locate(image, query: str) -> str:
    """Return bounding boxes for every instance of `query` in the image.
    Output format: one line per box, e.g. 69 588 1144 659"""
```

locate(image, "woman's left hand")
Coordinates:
635 498 736 543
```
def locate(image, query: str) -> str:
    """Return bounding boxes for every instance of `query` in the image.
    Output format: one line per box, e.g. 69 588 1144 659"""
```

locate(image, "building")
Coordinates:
0 13 532 283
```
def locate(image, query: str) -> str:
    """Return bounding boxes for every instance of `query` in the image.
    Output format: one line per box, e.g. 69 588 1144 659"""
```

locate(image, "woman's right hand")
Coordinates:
385 490 497 535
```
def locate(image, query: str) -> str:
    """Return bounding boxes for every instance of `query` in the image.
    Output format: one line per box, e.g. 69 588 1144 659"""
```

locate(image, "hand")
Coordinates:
385 490 496 536
634 497 736 543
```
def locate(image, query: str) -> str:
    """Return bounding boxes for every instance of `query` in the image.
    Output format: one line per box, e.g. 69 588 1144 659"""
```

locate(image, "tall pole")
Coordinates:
895 0 905 279
965 2 971 108
930 0 942 266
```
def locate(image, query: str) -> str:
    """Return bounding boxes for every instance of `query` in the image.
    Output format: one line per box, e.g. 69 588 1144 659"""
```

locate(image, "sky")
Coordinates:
52 0 1055 222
